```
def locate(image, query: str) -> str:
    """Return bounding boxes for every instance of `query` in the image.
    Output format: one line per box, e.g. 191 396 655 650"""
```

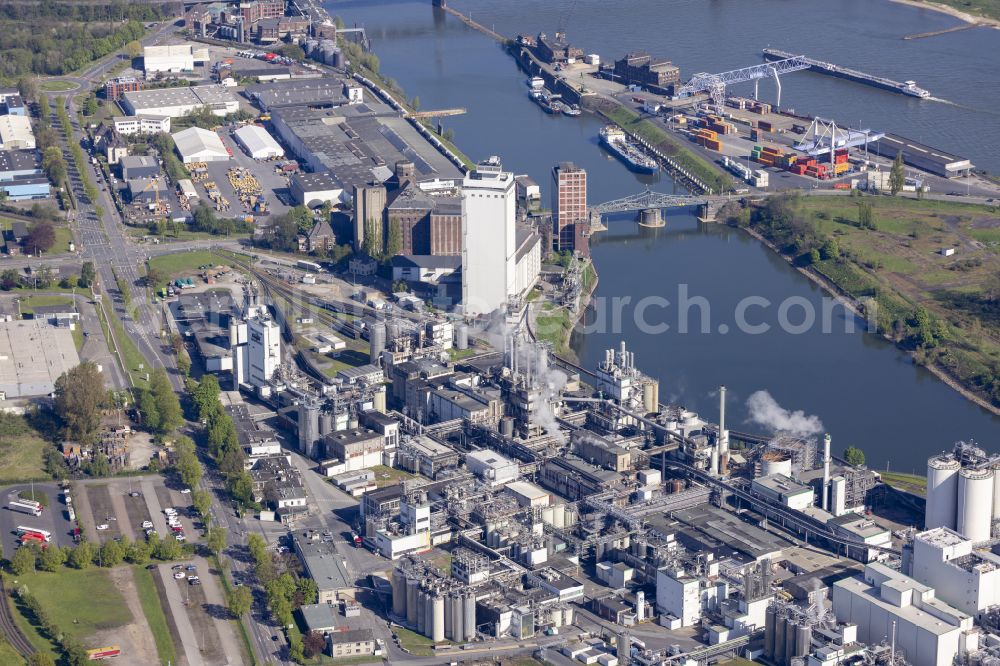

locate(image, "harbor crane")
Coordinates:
678 55 811 111
793 117 885 165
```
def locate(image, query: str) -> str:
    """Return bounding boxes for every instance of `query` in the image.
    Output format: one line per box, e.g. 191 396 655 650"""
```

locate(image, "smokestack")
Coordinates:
718 385 729 474
822 433 831 512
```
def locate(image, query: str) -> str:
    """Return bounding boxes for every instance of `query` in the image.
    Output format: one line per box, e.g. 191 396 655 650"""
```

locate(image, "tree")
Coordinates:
125 539 151 565
857 201 875 230
126 40 142 60
137 387 161 433
33 265 53 288
808 248 821 265
844 446 866 467
1 269 19 290
303 631 326 658
39 543 67 571
68 541 95 569
206 526 227 555
41 146 67 184
276 43 305 61
82 94 98 117
99 538 125 567
889 151 905 196
24 221 56 255
28 653 56 666
820 238 840 261
294 577 318 607
227 585 252 618
54 362 106 445
385 218 402 259
11 543 37 574
192 489 212 519
17 76 37 102
192 375 221 422
149 368 182 434
79 261 96 288
154 535 182 560
146 267 165 289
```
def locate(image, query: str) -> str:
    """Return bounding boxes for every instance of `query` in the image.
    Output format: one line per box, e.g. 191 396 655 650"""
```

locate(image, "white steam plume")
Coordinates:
745 390 824 437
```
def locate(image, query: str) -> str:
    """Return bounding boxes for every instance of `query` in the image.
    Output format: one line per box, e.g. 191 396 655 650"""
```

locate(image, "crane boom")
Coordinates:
678 56 811 110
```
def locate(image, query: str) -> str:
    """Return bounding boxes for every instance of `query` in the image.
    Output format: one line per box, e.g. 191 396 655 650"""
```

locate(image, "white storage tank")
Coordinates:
958 467 995 542
992 459 1000 518
432 595 445 643
926 454 962 530
761 452 793 478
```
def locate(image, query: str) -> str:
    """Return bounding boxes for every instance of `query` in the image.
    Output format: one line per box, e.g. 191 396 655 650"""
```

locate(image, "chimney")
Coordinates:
718 385 728 474
822 433 832 512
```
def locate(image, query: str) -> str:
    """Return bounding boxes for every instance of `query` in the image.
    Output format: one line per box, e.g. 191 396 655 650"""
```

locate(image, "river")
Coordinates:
330 0 1000 469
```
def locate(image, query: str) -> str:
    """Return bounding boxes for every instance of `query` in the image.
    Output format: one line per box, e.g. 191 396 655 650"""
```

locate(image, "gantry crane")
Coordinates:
677 55 811 112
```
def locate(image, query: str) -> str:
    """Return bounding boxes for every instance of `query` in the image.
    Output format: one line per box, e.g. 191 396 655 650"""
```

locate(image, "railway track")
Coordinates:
0 578 35 658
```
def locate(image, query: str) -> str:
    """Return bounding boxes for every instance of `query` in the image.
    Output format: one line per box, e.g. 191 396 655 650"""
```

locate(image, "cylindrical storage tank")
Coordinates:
416 590 427 635
563 606 573 625
455 323 469 350
500 417 515 438
349 415 359 429
421 592 433 638
958 468 995 542
926 454 961 530
541 507 554 525
406 578 418 626
432 595 445 643
443 594 453 638
550 606 563 628
783 619 796 666
795 624 812 659
373 388 387 413
449 593 463 641
463 593 476 641
553 504 565 529
991 460 1000 519
773 612 787 665
319 412 333 436
761 452 793 478
617 633 630 659
391 569 406 617
369 322 386 363
763 606 775 660
643 381 659 414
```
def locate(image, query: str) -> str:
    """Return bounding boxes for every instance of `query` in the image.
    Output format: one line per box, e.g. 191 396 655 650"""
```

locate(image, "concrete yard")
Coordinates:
0 319 81 398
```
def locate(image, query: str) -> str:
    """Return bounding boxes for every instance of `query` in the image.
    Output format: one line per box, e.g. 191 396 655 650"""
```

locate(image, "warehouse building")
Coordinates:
233 124 284 159
120 155 160 181
0 150 41 181
293 530 355 603
127 177 169 205
289 171 342 207
0 115 34 150
244 77 348 110
121 85 240 118
142 44 207 76
0 320 81 398
0 175 49 202
172 127 230 163
873 133 973 179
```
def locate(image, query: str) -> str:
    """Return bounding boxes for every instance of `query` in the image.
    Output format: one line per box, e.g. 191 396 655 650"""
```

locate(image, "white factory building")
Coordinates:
142 44 207 76
925 442 1000 543
655 559 724 628
231 315 281 390
465 449 519 487
121 85 240 118
908 527 1000 618
172 127 229 164
233 124 284 160
0 115 35 150
832 563 978 666
113 115 171 136
461 157 518 316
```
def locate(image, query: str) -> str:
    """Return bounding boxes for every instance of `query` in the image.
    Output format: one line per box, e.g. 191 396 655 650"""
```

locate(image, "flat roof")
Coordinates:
299 602 338 631
834 571 970 635
293 531 353 591
234 124 283 156
244 77 347 109
0 149 38 173
670 504 790 561
292 171 339 192
466 448 515 468
0 320 81 398
124 85 238 112
875 133 972 172
505 480 549 501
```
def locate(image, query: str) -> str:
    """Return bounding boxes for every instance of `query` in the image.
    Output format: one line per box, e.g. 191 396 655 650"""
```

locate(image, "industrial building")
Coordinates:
293 529 355 603
0 115 34 150
0 320 81 398
290 171 342 208
143 44 204 75
121 85 240 118
461 157 518 316
907 527 1000 618
244 77 349 110
925 442 1000 543
120 156 160 181
113 115 171 136
551 162 588 255
612 52 681 92
172 127 230 164
873 133 973 178
231 314 281 389
233 124 284 159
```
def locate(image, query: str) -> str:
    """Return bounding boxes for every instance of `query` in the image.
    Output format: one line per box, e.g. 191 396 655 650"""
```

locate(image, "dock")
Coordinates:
437 1 506 43
762 47 931 99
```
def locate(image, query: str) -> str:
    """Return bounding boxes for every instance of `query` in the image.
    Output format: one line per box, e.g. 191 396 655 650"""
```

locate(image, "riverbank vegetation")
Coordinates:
726 192 1000 409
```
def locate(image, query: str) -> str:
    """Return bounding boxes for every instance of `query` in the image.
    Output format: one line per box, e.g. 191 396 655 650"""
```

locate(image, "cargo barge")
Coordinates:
762 48 930 99
599 125 659 173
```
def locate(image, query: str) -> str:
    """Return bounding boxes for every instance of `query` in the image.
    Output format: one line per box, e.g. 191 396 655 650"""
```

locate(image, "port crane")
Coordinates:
678 55 811 111
793 117 885 164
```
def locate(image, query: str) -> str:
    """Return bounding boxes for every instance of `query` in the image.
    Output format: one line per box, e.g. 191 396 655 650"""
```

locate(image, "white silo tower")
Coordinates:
925 454 961 530
958 467 995 543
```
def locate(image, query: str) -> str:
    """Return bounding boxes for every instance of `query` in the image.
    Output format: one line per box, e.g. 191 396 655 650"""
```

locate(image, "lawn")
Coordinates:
0 637 24 665
39 80 77 92
17 489 48 507
881 471 927 497
134 565 177 666
394 626 437 657
925 0 1000 21
12 568 132 641
370 464 414 488
19 294 74 315
535 307 574 356
321 349 373 376
96 296 150 388
0 427 47 484
147 250 234 289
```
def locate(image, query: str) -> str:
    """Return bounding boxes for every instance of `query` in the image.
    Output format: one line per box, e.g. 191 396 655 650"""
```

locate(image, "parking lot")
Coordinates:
0 483 77 556
73 476 198 546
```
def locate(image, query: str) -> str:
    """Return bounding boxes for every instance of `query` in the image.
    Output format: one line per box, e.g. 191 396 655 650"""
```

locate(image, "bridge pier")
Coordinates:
697 200 725 223
637 208 664 228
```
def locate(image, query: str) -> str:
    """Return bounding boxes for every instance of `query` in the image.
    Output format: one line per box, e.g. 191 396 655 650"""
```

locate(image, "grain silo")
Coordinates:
958 467 995 543
926 453 962 530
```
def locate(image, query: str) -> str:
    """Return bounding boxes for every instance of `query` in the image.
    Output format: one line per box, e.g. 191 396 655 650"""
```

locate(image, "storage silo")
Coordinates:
298 401 319 456
417 589 427 635
991 459 1000 518
563 606 573 625
373 386 387 413
763 605 775 660
449 593 463 641
761 452 793 478
463 593 476 641
643 380 659 414
773 610 787 665
421 592 433 638
795 623 812 660
319 412 333 437
369 321 386 364
958 467 995 542
926 454 962 530
455 323 469 350
406 578 418 626
391 569 406 617
443 593 452 638
783 617 796 665
553 504 565 529
431 595 445 643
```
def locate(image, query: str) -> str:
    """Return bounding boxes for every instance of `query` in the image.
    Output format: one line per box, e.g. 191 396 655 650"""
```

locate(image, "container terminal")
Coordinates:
762 47 931 98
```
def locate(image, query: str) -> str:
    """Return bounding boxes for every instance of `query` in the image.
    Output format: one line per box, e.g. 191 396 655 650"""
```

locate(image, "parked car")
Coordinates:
96 524 109 530
180 488 191 494
142 521 153 529
173 572 186 579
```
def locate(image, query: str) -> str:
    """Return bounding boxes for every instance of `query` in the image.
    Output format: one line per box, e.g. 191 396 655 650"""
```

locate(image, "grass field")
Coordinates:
370 465 413 488
0 637 24 665
147 250 233 289
923 0 1000 20
780 194 1000 408
96 297 150 388
19 294 74 315
6 578 58 658
394 626 437 656
17 489 48 507
40 80 77 92
14 568 132 641
535 306 574 356
320 349 371 376
134 566 177 666
881 471 927 496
